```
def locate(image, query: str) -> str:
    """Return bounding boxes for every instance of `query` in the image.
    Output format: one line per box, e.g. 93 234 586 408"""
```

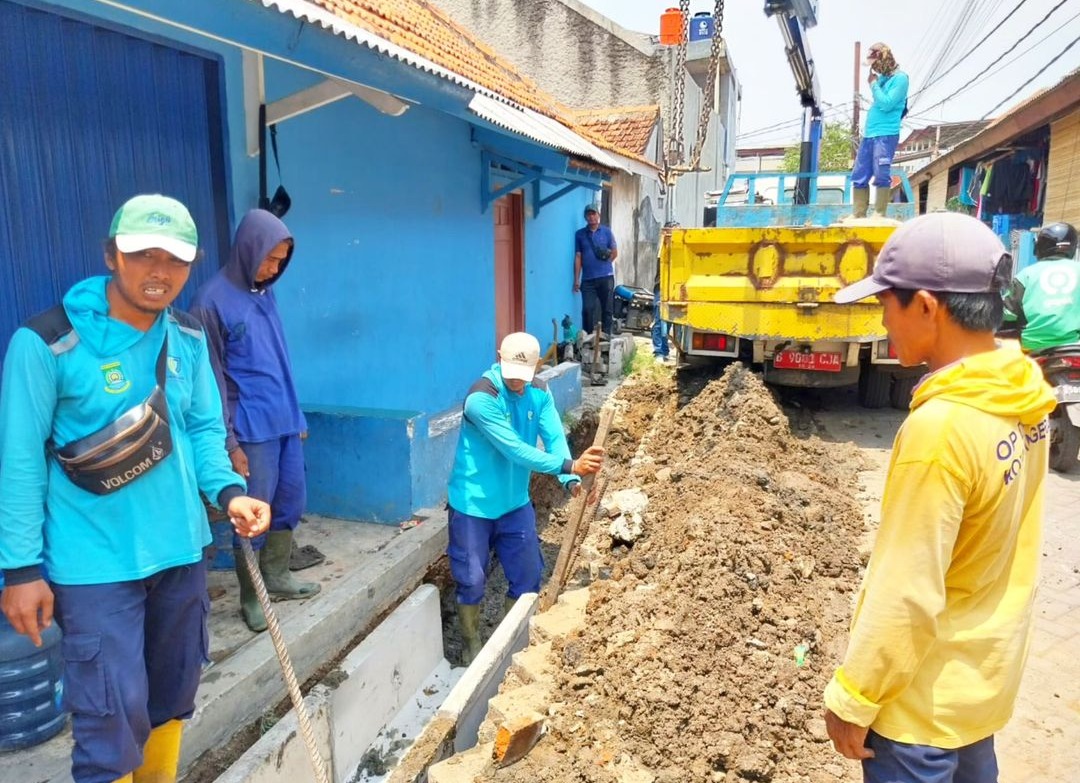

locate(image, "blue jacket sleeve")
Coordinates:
871 72 909 112
537 390 578 489
464 392 573 476
183 330 246 507
188 301 238 452
0 330 58 579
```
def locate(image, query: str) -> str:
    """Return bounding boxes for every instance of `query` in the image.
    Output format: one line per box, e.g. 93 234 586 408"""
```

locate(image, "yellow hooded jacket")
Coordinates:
824 348 1056 748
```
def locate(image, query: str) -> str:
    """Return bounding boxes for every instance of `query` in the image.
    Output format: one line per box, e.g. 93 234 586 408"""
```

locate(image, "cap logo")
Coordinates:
145 211 172 227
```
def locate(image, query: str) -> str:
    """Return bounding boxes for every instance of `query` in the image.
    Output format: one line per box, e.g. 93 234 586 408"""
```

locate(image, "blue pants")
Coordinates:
863 731 998 783
52 562 208 783
447 504 543 605
233 434 307 549
581 275 615 337
852 134 900 189
652 285 669 357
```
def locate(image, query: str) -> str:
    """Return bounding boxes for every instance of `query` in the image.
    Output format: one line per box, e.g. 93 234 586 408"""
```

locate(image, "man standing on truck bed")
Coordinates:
823 213 1054 781
573 205 618 338
851 43 909 218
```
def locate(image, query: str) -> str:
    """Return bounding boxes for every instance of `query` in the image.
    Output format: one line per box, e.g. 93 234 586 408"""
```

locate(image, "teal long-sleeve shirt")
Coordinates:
447 366 577 519
865 71 909 138
0 277 245 586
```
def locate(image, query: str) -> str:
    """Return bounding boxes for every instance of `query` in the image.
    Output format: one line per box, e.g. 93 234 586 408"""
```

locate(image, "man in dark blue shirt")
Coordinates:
573 205 618 337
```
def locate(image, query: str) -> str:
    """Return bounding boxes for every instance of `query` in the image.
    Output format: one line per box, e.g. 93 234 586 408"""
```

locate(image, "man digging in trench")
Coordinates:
823 213 1055 781
447 332 604 663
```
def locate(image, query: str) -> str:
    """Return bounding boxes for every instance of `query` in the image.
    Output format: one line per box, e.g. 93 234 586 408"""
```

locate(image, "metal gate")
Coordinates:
0 0 230 356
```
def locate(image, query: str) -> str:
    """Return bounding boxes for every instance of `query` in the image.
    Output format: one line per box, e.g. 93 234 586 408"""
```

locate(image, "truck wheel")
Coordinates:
858 364 890 409
890 376 918 410
1048 409 1080 474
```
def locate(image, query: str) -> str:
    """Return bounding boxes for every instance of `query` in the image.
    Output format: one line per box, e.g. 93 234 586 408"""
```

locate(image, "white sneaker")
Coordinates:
654 354 668 364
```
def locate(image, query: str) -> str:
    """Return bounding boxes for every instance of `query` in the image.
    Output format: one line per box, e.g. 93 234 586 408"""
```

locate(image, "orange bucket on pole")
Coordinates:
659 7 685 45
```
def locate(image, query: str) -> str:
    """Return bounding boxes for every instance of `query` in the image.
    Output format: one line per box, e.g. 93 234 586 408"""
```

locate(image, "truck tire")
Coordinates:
858 364 890 409
1048 409 1080 474
890 375 918 411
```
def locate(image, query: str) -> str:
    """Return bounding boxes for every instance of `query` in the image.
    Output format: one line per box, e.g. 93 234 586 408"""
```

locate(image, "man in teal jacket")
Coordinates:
447 332 603 663
0 195 269 783
852 42 909 218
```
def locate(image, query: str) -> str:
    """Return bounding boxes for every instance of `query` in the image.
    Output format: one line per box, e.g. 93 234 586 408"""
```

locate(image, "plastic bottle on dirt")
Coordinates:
0 607 66 751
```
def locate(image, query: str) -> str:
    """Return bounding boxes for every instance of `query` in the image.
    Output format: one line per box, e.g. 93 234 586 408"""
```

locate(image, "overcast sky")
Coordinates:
577 0 1080 146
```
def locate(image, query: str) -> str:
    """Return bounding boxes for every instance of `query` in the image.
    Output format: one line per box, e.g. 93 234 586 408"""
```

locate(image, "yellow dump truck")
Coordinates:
660 221 922 409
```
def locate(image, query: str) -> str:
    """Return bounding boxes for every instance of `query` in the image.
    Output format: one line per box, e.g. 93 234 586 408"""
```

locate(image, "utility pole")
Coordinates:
852 41 861 161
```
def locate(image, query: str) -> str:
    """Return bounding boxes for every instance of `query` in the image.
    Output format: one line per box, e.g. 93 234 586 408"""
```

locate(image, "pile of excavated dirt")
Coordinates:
485 365 869 783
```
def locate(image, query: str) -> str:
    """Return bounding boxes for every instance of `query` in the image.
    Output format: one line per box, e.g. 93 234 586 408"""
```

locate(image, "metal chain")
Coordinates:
688 0 726 171
239 538 331 783
667 0 691 169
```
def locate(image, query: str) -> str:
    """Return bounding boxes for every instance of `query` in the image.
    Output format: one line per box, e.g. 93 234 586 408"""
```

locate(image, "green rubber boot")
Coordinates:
852 187 870 218
458 603 483 665
259 530 321 599
233 554 267 633
503 596 517 619
873 187 892 217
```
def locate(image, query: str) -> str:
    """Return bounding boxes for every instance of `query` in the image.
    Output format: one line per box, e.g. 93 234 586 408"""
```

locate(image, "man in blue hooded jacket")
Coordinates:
190 210 317 633
0 194 269 783
447 332 604 663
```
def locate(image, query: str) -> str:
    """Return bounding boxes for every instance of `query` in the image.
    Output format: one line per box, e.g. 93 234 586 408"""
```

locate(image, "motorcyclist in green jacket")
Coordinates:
1002 223 1080 352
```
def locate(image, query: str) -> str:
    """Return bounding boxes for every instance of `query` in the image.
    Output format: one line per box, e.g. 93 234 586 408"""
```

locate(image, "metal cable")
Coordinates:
239 537 331 783
980 34 1080 119
912 0 1075 116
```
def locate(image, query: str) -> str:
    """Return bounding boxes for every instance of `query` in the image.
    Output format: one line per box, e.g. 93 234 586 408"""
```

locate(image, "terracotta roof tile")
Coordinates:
569 105 661 157
310 1 656 167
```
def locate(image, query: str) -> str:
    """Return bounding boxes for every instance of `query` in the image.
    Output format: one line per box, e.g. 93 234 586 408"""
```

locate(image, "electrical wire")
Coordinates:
909 0 1032 105
979 35 1080 119
736 102 854 141
907 8 1080 120
912 0 1075 114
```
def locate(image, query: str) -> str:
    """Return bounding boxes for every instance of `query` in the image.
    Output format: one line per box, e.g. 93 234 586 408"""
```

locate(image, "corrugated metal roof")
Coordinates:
468 94 624 171
260 0 624 171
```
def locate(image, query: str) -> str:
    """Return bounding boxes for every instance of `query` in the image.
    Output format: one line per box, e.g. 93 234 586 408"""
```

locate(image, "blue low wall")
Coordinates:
303 362 582 523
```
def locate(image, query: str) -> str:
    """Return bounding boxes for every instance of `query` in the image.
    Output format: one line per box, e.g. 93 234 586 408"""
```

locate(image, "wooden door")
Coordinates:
493 192 524 346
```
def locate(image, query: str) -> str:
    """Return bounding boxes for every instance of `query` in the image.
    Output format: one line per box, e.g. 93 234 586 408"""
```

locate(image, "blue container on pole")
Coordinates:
0 609 67 752
689 12 715 41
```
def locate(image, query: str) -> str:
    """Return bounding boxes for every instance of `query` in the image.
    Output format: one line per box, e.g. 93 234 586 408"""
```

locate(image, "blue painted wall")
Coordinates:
10 0 592 522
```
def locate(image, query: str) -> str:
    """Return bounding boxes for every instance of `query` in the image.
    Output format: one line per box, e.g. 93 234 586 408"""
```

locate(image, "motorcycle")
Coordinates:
1031 343 1080 473
613 284 655 335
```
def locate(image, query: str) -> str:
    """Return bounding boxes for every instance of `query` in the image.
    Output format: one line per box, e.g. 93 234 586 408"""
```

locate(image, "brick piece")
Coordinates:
492 712 545 767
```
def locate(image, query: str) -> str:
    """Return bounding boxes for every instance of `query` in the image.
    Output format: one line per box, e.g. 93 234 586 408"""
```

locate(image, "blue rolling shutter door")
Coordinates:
0 1 230 357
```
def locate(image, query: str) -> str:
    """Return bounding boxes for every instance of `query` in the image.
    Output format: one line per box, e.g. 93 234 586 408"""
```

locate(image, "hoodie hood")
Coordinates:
912 348 1055 426
63 276 163 357
225 209 294 291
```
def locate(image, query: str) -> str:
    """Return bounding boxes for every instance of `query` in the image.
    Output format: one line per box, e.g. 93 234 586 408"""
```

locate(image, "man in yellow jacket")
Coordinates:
826 213 1056 780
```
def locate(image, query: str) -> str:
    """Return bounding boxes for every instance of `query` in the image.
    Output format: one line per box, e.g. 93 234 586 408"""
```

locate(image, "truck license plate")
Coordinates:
773 350 843 372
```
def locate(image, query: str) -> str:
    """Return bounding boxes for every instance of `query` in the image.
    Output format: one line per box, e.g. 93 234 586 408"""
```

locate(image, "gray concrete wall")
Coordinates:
436 0 663 110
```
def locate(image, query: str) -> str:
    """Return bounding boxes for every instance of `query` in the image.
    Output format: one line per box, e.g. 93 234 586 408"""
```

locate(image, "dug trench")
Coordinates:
460 364 871 782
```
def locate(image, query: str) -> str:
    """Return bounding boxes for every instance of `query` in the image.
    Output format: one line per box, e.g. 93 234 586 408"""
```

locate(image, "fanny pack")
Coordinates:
26 306 174 496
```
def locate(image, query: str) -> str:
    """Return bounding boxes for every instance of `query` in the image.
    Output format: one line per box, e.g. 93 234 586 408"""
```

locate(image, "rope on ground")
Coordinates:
239 537 331 783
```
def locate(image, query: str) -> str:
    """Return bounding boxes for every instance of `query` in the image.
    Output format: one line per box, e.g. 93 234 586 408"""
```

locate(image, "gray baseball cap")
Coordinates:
834 212 1012 304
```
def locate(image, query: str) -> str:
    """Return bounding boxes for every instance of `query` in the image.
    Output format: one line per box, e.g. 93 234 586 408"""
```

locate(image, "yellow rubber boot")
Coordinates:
133 719 182 783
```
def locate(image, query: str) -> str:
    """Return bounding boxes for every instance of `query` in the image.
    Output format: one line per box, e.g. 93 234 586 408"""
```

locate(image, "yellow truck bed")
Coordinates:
659 224 918 403
660 225 895 341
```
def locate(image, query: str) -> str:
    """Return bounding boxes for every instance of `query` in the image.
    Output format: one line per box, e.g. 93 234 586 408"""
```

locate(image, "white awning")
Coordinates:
469 94 625 171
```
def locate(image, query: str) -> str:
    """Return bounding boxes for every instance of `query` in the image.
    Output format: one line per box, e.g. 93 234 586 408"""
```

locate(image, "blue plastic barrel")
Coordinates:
689 12 715 41
0 609 66 752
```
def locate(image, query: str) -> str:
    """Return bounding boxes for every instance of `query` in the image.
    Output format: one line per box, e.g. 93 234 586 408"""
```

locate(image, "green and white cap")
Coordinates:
109 194 198 262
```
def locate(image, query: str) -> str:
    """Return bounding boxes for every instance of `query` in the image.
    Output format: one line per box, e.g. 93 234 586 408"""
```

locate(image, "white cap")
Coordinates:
499 332 541 382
